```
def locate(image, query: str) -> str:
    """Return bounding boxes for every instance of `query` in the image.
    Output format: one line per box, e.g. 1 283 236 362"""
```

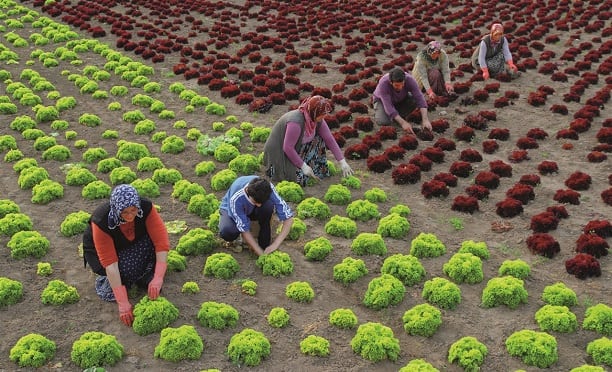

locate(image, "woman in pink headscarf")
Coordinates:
263 95 353 186
412 40 454 99
471 23 519 80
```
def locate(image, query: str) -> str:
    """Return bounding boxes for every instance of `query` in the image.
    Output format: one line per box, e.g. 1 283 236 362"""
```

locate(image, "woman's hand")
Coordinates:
300 163 320 181
339 159 353 177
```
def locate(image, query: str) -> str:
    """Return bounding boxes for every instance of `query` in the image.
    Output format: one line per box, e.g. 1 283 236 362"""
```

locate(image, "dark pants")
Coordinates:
373 94 417 126
219 200 273 248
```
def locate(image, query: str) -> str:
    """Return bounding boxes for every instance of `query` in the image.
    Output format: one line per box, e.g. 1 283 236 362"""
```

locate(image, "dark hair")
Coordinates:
246 177 272 204
389 67 405 82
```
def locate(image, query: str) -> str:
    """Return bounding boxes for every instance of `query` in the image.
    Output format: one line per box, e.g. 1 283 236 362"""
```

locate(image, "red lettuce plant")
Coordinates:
449 161 472 178
459 149 482 163
430 119 449 133
587 151 607 163
516 137 539 149
546 205 569 219
526 233 560 258
602 188 612 206
537 161 558 175
583 220 612 238
338 126 359 138
344 143 369 160
489 160 512 177
464 115 488 131
383 145 406 161
354 117 374 132
575 234 609 258
391 164 421 185
375 126 397 140
564 171 592 191
506 183 535 205
433 138 455 151
488 128 510 141
465 185 489 200
366 154 392 173
451 195 479 214
553 189 581 205
420 147 445 163
565 253 601 279
454 126 475 142
495 198 524 218
494 96 510 108
362 134 382 150
526 128 548 139
530 211 559 233
433 172 458 187
596 127 612 144
482 140 499 154
519 174 541 186
408 154 432 172
556 128 579 140
475 171 500 189
421 180 449 199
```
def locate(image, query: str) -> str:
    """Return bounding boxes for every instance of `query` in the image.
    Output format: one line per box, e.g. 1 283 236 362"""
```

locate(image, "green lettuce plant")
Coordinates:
65 167 96 186
175 228 218 255
203 253 240 279
116 141 150 161
324 184 352 205
33 135 56 151
108 101 121 110
207 210 220 233
3 148 21 162
286 281 315 303
210 169 237 191
74 139 88 149
267 307 290 328
410 232 446 258
109 166 137 185
481 276 528 309
10 115 37 131
542 282 577 307
122 109 146 124
152 167 182 185
132 93 154 107
422 277 461 310
333 257 368 284
300 335 329 357
83 147 108 164
196 134 240 156
351 233 387 255
346 199 380 222
51 120 69 131
195 160 216 176
351 322 400 362
172 179 205 202
249 126 270 142
37 262 53 276
197 301 239 330
303 236 333 261
34 105 59 122
586 337 612 366
498 259 531 279
275 180 305 203
213 142 239 162
324 215 357 239
8 230 50 259
241 280 257 296
161 135 185 154
187 193 219 219
228 154 259 174
82 180 112 199
329 308 358 329
582 303 612 336
278 217 306 240
0 135 18 151
399 359 439 372
181 281 199 293
505 330 558 368
0 277 23 306
42 144 71 161
134 119 156 135
9 333 56 368
377 212 410 238
535 304 577 333
131 178 160 198
227 328 270 366
154 325 203 362
167 250 187 272
185 128 201 140
341 175 361 189
0 199 20 217
70 331 124 369
110 85 128 96
97 158 122 173
256 251 294 277
78 113 101 127
41 279 79 305
458 240 490 259
297 197 331 220
0 102 17 114
402 303 442 337
132 296 179 336
381 254 425 286
363 274 405 310
443 253 484 284
55 96 76 111
364 187 387 203
13 158 38 173
448 336 488 371
0 212 33 236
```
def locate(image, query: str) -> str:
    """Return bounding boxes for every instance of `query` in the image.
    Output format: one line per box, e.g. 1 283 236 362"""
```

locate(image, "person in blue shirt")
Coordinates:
219 176 294 256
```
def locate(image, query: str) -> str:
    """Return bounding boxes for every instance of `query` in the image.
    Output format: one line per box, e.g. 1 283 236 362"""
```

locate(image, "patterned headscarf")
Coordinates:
108 184 143 229
491 23 504 37
298 95 333 137
426 40 442 55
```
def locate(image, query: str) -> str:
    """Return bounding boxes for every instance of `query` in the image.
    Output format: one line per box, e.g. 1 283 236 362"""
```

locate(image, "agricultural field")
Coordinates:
0 0 610 371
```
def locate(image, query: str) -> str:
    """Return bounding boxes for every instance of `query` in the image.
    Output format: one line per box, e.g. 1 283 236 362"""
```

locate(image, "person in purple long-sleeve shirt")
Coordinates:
219 176 294 256
372 67 432 135
263 95 353 186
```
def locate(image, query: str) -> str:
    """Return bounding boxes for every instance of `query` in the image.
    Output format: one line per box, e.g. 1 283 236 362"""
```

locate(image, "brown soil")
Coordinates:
0 1 610 372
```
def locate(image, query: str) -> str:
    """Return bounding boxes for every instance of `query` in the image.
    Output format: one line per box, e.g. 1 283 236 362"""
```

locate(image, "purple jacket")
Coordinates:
373 71 428 120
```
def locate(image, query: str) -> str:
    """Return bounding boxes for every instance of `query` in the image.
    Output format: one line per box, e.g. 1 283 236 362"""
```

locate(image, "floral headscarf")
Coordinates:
490 23 504 37
426 40 442 55
298 95 333 137
108 184 143 229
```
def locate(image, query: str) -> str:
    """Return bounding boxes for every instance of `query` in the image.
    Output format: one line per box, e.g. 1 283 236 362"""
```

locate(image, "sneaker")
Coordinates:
223 239 243 253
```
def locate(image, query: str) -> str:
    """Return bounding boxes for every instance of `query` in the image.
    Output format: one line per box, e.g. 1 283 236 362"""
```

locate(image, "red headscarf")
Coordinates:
298 95 333 137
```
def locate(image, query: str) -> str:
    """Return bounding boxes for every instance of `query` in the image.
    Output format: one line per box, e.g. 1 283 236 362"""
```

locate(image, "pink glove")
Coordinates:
426 87 435 99
481 67 490 80
148 261 167 300
112 285 133 326
507 61 518 73
445 82 454 93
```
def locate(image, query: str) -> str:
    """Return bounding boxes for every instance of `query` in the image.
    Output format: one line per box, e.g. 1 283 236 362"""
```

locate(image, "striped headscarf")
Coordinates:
108 184 143 229
298 95 333 137
427 40 442 55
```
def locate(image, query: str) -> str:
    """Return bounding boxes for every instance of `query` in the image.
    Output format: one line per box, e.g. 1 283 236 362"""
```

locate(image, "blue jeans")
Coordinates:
219 200 274 248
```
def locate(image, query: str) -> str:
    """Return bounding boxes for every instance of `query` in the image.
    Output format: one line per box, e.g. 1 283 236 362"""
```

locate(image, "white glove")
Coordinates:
339 159 353 177
300 162 316 179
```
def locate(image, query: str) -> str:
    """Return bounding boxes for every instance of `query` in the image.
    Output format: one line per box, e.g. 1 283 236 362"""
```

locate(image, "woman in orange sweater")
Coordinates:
82 184 169 326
